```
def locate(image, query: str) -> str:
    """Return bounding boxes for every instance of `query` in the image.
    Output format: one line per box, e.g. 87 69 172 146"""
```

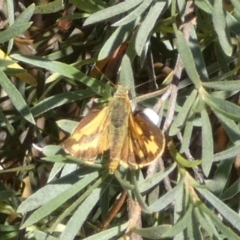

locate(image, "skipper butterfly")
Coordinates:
62 85 165 173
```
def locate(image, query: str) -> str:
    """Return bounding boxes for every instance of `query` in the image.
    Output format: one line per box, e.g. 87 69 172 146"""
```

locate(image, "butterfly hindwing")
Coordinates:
128 111 165 168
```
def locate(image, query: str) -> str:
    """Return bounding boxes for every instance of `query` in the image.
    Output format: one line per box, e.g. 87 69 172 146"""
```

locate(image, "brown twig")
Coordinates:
101 191 127 230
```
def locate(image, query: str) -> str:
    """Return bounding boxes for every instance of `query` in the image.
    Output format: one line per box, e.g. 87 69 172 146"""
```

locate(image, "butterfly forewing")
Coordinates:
63 107 110 161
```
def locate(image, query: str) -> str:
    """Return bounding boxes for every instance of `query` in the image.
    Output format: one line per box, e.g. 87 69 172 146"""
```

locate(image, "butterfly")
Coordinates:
62 85 165 174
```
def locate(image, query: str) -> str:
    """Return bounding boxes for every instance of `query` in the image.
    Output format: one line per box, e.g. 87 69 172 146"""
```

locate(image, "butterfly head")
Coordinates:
115 85 130 97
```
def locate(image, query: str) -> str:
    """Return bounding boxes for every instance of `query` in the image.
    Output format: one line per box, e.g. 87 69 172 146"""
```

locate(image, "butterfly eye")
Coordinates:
142 108 159 126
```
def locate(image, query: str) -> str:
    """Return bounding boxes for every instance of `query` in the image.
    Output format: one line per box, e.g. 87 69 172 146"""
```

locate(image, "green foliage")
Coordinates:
1 0 240 240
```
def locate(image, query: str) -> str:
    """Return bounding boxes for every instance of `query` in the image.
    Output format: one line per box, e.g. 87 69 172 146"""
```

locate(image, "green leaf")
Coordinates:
0 69 35 124
214 42 230 74
15 3 35 23
206 159 233 196
221 178 240 201
0 22 32 44
35 0 64 14
47 162 65 183
0 232 18 240
202 80 240 91
226 10 240 37
59 174 111 239
213 111 240 143
194 207 220 239
186 208 202 240
98 21 137 60
114 170 135 190
6 0 14 54
131 171 152 213
201 108 213 177
51 173 109 233
175 150 201 168
84 222 129 240
10 54 107 97
41 155 66 163
42 145 63 156
195 0 212 14
19 171 99 228
18 168 92 213
170 141 202 168
169 89 198 136
34 231 59 240
112 0 153 27
198 201 240 239
0 59 16 67
196 187 240 232
119 55 136 98
134 205 192 239
180 120 193 153
204 94 240 121
188 24 209 82
31 89 94 117
57 120 78 134
0 224 18 232
70 0 106 13
149 177 184 212
212 0 232 56
214 144 240 161
175 30 202 88
0 108 15 136
84 0 143 25
229 0 240 16
63 155 102 170
133 225 172 239
0 165 35 174
60 187 102 240
174 176 184 223
135 1 168 56
139 163 177 193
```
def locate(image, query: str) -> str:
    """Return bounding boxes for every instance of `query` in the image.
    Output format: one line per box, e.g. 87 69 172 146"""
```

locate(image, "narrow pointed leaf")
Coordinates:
84 222 129 240
196 187 240 232
60 188 102 240
169 89 198 136
31 89 94 117
84 0 143 25
149 177 184 212
214 144 240 161
0 69 35 124
212 0 232 56
35 0 64 14
201 108 213 176
135 1 168 56
20 172 99 228
175 30 202 88
113 0 153 27
202 80 240 91
0 22 32 44
10 54 107 97
139 163 176 193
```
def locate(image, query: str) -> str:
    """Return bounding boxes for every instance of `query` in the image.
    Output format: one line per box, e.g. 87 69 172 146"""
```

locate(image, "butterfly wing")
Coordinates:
119 130 136 169
128 111 165 168
62 106 110 162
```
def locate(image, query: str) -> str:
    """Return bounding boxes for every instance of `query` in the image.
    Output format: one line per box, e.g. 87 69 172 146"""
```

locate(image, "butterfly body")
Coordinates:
63 85 165 173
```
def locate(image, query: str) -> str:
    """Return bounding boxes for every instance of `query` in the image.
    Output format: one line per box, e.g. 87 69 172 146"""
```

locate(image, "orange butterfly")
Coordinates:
62 85 165 173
